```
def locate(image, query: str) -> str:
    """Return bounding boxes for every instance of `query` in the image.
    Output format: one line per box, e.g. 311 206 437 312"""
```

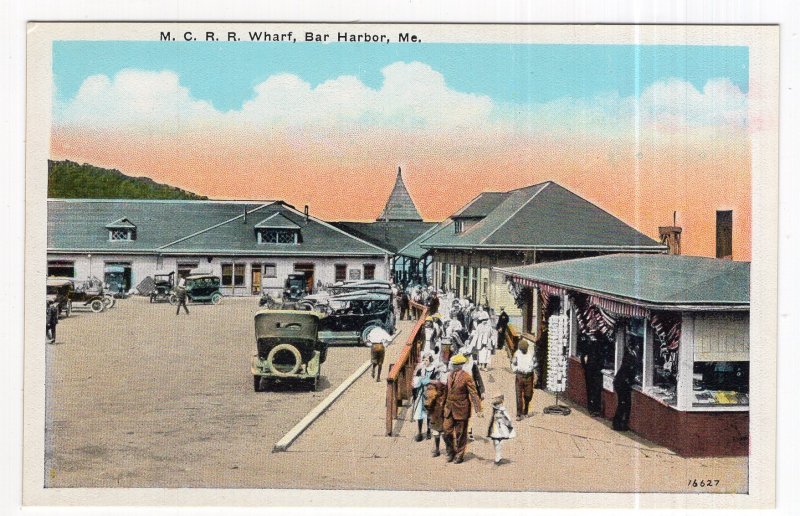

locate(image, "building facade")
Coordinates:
47 199 393 296
497 254 749 457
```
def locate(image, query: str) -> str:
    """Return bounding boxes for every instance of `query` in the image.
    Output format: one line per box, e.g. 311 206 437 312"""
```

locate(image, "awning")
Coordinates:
589 295 649 318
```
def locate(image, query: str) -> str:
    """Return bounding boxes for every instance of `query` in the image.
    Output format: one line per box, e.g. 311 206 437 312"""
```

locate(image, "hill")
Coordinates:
48 160 208 200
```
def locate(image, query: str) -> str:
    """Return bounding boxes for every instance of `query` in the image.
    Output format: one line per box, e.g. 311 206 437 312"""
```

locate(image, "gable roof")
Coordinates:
376 168 423 221
396 222 447 259
48 199 390 256
421 181 665 252
496 254 749 310
452 192 508 218
105 217 137 229
253 212 301 229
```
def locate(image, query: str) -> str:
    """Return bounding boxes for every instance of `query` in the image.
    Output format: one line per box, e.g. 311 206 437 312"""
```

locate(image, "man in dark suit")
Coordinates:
495 306 510 349
613 345 639 431
442 354 483 464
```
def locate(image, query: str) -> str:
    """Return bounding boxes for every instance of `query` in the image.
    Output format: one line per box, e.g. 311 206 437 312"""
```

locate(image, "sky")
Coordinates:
50 41 752 259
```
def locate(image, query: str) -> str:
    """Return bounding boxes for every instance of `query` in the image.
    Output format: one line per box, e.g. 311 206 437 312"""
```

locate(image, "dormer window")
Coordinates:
454 219 465 234
106 218 137 242
257 229 299 244
254 212 302 245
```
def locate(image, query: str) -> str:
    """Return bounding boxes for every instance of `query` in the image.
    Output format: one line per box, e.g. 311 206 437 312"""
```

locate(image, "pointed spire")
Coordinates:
376 167 423 221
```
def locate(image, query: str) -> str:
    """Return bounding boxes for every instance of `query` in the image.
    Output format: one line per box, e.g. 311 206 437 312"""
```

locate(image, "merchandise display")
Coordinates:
546 314 569 392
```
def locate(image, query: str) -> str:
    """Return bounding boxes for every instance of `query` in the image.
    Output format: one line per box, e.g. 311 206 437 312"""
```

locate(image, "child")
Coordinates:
487 394 516 464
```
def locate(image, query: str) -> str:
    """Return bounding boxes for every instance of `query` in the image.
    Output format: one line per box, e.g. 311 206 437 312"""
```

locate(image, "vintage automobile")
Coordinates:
46 278 74 317
251 310 328 391
169 274 223 305
58 276 108 313
317 291 395 346
282 273 309 303
149 271 175 303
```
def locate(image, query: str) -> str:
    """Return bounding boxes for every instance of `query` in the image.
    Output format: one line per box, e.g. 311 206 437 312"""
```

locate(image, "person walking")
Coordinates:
495 306 509 350
175 276 189 315
613 344 639 431
487 394 516 464
474 315 496 371
400 290 410 321
424 379 448 457
412 353 438 441
368 326 392 382
578 335 604 417
511 338 537 420
46 300 58 344
442 354 482 464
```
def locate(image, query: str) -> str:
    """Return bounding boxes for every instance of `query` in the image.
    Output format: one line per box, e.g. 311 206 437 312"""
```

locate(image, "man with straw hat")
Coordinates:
442 353 482 464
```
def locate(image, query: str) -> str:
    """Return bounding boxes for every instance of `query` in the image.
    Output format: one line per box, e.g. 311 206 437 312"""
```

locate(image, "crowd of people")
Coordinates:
381 285 531 465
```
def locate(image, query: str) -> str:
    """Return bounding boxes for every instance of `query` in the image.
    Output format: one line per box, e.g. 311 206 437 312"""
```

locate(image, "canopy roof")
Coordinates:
496 254 749 310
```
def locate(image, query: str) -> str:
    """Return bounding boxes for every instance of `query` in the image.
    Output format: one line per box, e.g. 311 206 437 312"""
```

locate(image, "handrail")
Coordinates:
385 301 428 436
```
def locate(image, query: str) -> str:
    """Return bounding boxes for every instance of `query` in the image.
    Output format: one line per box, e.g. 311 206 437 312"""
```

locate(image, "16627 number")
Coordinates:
688 479 720 487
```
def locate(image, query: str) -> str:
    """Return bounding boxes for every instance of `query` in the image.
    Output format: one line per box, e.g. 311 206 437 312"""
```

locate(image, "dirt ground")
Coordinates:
44 296 371 488
44 296 748 493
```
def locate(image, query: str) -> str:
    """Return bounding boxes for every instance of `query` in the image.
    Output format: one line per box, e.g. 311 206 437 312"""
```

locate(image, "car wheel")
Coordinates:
211 293 222 305
90 299 105 313
266 344 302 376
168 294 178 305
103 295 115 309
253 375 264 392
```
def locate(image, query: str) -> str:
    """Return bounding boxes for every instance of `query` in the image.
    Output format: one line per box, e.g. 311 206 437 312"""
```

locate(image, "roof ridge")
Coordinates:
478 182 551 245
157 203 272 250
397 222 446 255
281 204 393 254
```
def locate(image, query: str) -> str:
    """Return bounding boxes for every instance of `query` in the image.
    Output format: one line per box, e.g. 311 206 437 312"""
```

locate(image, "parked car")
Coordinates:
251 310 328 391
60 276 107 313
46 278 74 317
282 273 309 303
316 291 395 346
149 272 175 303
169 274 222 305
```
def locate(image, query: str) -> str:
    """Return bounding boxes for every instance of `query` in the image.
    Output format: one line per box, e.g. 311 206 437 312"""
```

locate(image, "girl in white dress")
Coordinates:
487 394 516 464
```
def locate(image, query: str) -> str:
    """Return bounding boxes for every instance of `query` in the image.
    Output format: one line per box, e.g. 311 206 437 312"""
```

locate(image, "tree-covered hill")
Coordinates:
48 160 208 200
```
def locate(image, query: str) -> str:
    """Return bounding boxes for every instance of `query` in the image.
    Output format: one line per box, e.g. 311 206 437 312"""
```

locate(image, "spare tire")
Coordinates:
266 343 302 376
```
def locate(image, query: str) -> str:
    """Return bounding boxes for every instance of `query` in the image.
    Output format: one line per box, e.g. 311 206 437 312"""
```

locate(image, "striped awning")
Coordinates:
506 275 565 297
589 295 649 318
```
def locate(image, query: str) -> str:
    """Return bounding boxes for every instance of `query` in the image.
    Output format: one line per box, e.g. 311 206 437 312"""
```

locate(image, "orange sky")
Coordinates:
51 125 751 261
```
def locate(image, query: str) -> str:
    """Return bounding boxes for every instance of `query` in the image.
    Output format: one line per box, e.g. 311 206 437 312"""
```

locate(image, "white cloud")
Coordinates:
54 63 747 135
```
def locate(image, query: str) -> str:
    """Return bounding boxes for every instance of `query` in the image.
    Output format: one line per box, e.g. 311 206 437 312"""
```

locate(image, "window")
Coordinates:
109 229 135 241
363 264 376 280
454 220 464 234
177 263 198 279
692 362 749 406
222 263 246 286
349 269 361 280
335 264 347 282
258 229 298 244
48 261 74 278
716 210 733 259
264 263 277 278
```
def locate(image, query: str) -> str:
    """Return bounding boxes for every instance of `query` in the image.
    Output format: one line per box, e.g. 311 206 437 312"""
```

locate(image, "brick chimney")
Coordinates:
659 211 682 255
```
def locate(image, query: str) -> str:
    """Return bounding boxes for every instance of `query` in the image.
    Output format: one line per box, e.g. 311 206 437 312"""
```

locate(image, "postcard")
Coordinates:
24 22 778 509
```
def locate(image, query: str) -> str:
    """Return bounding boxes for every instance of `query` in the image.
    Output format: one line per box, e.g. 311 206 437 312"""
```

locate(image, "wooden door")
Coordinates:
251 266 262 295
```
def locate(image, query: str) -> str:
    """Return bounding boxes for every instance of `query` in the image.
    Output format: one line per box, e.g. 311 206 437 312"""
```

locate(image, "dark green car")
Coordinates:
169 274 223 305
251 310 328 391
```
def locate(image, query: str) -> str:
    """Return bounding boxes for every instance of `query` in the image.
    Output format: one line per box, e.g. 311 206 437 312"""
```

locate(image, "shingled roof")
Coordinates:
332 220 436 254
48 199 390 256
420 181 665 252
376 168 423 221
496 254 749 309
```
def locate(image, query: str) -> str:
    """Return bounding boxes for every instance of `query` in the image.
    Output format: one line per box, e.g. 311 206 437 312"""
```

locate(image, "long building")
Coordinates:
47 199 396 296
